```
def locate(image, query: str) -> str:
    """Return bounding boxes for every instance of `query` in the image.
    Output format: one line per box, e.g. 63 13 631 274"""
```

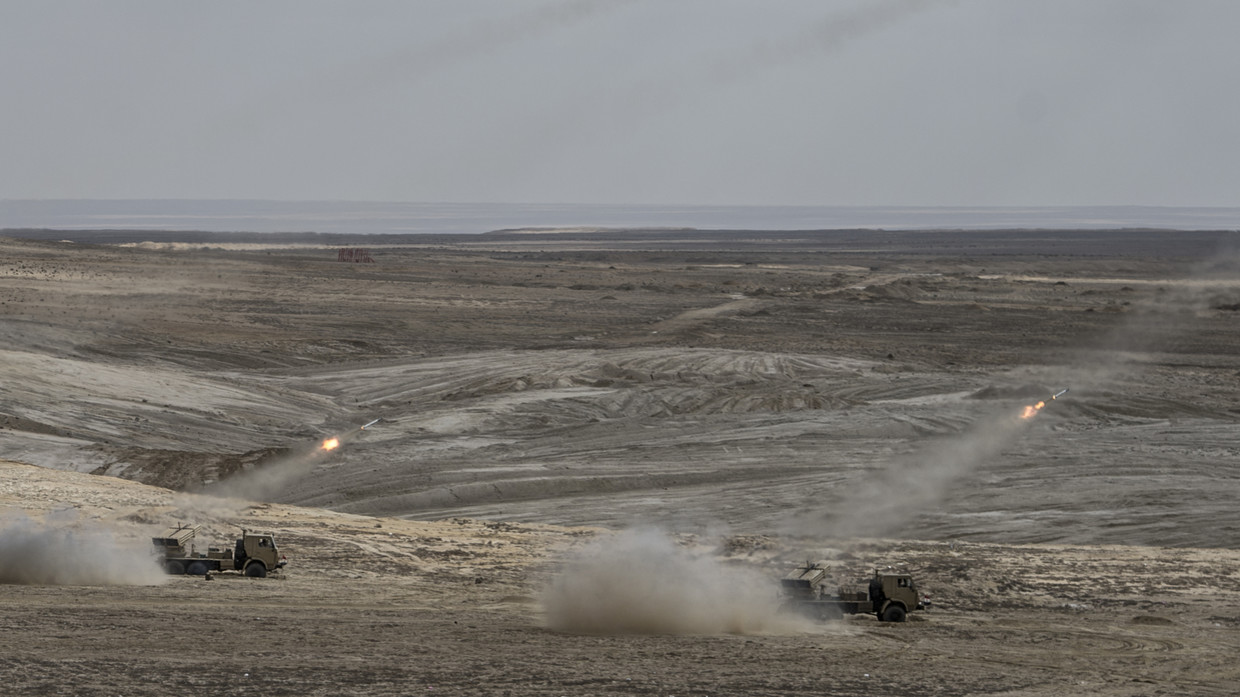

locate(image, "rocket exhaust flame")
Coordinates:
207 423 373 501
206 419 376 500
318 418 380 451
1021 388 1069 419
318 419 379 452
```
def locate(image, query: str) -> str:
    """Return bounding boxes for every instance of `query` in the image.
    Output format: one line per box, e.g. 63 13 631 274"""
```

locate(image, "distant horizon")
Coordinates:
9 197 1240 208
3 200 1239 235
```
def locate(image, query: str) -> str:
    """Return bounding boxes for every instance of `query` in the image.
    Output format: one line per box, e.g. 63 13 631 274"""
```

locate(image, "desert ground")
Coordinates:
2 227 1239 695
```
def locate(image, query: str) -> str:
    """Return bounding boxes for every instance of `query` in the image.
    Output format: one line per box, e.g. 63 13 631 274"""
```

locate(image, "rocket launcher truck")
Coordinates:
153 524 287 578
781 560 928 622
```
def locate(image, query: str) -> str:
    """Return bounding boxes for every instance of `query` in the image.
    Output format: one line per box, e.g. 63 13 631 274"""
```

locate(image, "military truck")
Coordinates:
781 561 928 622
152 525 286 578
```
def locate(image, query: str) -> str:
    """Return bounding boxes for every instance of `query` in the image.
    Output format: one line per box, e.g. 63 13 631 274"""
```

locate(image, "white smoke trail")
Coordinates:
0 510 166 586
810 410 1028 539
803 246 1240 542
202 439 336 503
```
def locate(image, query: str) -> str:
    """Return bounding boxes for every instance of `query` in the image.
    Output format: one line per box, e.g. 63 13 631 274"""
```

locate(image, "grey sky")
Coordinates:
2 1 1238 206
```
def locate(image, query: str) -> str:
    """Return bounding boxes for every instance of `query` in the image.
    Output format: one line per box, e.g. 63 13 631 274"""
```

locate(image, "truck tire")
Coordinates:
165 561 185 575
244 562 267 578
186 561 209 576
880 604 907 623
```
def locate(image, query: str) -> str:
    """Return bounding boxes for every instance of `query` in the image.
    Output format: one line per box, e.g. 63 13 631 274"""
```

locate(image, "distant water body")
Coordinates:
2 200 1237 234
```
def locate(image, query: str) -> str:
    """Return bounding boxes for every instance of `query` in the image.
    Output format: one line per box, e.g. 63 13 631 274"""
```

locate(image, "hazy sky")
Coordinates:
3 0 1238 206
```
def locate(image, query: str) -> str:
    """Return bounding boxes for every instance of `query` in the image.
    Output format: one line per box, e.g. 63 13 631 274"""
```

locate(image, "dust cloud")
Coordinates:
541 528 818 636
1076 248 1240 382
0 511 165 586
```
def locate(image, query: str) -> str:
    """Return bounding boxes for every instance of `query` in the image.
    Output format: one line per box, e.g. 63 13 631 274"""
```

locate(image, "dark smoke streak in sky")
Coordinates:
602 0 945 118
704 0 944 89
490 0 949 197
215 0 637 138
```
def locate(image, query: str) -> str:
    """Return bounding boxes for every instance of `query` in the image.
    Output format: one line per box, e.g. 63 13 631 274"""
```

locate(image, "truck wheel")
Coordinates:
244 562 267 578
165 561 185 575
880 604 907 623
186 561 209 576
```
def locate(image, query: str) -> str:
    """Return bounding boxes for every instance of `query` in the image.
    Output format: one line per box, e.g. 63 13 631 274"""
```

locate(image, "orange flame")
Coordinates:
320 437 340 451
1021 401 1046 419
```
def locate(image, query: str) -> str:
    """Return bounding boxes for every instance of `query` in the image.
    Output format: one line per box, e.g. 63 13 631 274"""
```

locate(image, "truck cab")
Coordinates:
868 571 927 622
234 531 285 577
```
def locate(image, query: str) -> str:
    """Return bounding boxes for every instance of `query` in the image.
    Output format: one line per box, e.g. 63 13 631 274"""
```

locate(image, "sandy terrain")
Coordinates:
2 228 1240 695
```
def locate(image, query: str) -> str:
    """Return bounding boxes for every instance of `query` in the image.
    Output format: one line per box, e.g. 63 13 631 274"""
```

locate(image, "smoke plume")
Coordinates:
0 511 166 586
811 411 1027 539
202 433 351 503
542 528 817 635
219 0 636 137
708 0 943 85
1073 248 1240 384
806 246 1240 541
611 0 944 113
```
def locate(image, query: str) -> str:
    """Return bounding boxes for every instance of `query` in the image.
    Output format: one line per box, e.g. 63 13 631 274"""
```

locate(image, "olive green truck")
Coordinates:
153 524 286 578
782 560 929 622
